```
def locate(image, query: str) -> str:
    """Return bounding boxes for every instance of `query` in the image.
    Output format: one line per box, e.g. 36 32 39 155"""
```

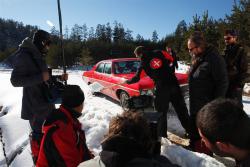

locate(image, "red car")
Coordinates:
82 58 188 111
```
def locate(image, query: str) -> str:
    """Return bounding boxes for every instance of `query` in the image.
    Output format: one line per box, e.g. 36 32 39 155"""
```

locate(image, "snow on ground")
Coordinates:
243 95 250 116
176 61 190 74
0 69 249 167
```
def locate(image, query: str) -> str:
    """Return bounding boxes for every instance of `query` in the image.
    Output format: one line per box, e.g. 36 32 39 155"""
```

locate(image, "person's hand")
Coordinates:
42 71 50 81
61 73 68 81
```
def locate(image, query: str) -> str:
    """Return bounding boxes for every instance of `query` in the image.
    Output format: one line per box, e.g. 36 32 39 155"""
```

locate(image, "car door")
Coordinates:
102 62 113 96
92 62 105 83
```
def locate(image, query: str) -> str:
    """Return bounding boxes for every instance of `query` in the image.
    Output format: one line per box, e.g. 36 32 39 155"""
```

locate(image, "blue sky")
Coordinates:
0 0 235 39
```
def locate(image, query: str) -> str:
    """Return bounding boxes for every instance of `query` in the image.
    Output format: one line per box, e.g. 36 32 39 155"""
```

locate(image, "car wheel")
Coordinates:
120 91 130 111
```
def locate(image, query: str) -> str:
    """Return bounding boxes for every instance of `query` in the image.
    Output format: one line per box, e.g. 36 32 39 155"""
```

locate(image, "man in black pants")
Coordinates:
10 30 68 163
125 46 190 137
223 29 248 108
188 32 228 154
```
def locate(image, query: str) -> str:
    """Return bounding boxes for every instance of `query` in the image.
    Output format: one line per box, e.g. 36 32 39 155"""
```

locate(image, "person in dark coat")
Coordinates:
197 98 250 167
223 29 248 108
166 46 178 73
124 46 190 138
10 30 68 163
78 111 179 167
187 32 228 154
36 85 93 167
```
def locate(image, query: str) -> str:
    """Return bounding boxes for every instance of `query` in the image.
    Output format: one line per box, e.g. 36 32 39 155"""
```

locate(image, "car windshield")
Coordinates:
113 61 140 74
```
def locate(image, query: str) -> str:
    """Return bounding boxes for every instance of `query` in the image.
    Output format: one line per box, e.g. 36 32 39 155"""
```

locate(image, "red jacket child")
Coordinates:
36 85 93 167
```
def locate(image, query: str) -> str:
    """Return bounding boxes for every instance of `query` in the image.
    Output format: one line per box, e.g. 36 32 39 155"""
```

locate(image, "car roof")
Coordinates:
99 58 139 63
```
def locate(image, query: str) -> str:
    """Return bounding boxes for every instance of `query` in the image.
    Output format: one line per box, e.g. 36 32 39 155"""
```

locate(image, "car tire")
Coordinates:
120 91 130 111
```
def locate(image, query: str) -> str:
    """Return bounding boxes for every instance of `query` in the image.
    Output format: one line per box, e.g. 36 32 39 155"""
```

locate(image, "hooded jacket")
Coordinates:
78 135 179 167
10 38 54 120
36 105 93 167
189 46 228 115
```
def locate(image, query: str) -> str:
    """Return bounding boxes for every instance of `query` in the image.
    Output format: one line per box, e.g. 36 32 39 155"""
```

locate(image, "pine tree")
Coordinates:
227 0 250 46
152 30 158 43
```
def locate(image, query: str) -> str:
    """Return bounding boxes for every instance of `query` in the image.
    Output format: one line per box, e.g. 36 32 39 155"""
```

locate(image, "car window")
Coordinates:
95 63 105 73
114 61 140 74
104 63 111 74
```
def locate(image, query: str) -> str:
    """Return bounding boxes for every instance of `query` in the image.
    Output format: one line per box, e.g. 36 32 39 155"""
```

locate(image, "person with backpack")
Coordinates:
10 30 68 163
36 85 94 167
223 29 248 107
124 46 190 138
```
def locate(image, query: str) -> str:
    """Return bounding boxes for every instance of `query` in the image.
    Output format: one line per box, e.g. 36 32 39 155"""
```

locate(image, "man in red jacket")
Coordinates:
36 85 93 167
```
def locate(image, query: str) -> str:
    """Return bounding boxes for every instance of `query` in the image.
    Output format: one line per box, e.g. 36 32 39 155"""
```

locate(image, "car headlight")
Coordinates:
140 89 154 96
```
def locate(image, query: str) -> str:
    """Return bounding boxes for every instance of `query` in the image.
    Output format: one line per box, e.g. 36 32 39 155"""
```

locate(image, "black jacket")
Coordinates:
189 46 228 115
10 38 54 120
223 43 248 88
126 50 177 86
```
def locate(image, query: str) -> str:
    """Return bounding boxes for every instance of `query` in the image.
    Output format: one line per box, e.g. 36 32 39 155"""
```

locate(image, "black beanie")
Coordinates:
32 30 51 53
33 30 50 43
62 85 85 108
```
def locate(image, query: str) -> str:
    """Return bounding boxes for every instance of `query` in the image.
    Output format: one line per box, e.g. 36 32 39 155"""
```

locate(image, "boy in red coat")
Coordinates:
36 85 93 167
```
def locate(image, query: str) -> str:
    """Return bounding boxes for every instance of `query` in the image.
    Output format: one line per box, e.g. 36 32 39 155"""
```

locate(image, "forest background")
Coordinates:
0 0 249 68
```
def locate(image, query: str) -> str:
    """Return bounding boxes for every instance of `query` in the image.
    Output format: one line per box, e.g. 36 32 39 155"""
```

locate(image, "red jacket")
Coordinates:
36 105 93 167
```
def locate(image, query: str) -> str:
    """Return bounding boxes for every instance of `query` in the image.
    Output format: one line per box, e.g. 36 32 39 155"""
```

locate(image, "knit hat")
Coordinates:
62 85 85 108
33 30 51 44
32 30 51 54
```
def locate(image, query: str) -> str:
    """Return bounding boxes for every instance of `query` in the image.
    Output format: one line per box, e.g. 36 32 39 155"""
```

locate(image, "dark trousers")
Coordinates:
226 87 243 108
189 114 213 155
29 117 44 163
189 114 200 141
154 82 190 137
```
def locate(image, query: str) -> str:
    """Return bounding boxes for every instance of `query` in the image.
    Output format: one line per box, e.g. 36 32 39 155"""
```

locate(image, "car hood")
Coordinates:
114 72 188 89
114 73 154 90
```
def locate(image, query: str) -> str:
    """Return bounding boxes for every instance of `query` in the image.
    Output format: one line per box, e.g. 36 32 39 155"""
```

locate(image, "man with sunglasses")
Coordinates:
10 30 68 163
187 31 228 155
223 29 248 108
